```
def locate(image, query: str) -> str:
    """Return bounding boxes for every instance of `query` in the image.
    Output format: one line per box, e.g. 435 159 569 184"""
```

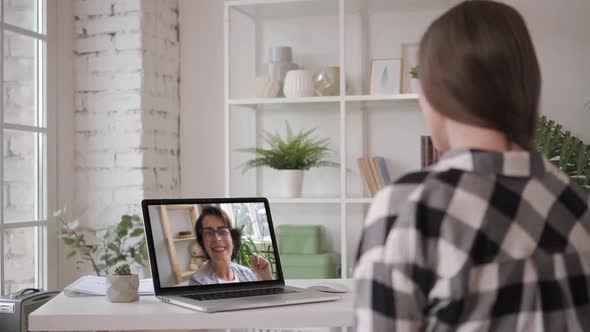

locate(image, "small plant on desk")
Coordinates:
106 260 139 303
55 208 148 277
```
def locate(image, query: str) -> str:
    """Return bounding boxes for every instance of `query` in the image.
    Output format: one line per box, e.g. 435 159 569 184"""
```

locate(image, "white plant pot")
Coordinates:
276 169 304 197
106 274 139 303
410 78 420 94
283 70 315 98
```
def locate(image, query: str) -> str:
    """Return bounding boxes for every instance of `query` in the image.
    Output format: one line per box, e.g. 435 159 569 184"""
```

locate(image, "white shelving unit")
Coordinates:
224 0 459 278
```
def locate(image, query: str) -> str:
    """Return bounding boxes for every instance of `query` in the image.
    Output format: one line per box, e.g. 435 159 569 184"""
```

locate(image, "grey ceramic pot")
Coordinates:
106 274 139 303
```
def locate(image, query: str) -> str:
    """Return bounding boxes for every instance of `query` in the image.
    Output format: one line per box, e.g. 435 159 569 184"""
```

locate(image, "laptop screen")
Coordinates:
142 198 283 290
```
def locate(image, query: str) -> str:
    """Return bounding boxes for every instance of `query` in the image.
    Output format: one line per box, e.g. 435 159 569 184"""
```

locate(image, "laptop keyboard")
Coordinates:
184 287 296 301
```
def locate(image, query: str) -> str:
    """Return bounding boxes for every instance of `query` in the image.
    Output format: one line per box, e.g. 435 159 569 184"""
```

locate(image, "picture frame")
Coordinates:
370 58 401 95
400 43 419 94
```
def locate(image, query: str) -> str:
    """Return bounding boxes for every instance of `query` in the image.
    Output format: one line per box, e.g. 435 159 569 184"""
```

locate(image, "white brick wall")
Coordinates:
73 0 180 236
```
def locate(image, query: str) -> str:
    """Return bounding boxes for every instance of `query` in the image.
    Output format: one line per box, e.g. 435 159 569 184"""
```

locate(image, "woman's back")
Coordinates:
355 149 590 331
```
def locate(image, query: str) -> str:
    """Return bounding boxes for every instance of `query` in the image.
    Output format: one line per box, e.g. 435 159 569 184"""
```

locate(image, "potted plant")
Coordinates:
536 116 590 190
409 66 419 93
237 121 339 197
106 260 139 303
56 210 148 277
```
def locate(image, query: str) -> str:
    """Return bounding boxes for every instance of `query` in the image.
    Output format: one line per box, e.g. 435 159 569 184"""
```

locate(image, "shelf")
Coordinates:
344 94 418 102
173 236 196 242
345 94 420 111
345 0 462 14
268 197 341 204
226 0 339 19
345 198 374 204
228 96 341 106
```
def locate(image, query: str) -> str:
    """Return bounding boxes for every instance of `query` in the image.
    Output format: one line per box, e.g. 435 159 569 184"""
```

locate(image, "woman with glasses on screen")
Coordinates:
189 205 273 285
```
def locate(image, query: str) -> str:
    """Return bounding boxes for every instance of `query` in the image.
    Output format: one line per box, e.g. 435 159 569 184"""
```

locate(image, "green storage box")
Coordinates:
276 225 322 254
280 253 339 279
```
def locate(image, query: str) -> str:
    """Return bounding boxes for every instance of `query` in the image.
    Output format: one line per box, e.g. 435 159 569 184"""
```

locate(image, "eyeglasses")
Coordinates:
200 227 231 239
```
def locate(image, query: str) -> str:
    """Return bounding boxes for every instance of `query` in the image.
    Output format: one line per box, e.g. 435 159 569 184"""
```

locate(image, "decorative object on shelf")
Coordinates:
370 58 401 95
357 156 390 197
268 46 293 62
106 260 139 303
267 46 297 96
314 66 340 96
189 243 206 271
236 121 339 197
401 43 419 94
421 135 442 168
536 116 590 190
176 231 193 239
255 76 281 98
283 69 316 98
276 225 339 279
409 66 419 93
56 209 148 277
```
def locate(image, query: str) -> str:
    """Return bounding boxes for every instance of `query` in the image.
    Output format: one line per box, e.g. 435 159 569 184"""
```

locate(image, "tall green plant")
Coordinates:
237 121 339 172
56 209 148 276
536 116 590 190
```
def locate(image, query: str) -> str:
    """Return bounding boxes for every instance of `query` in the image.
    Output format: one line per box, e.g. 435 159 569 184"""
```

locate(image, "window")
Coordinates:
229 203 270 242
0 0 49 295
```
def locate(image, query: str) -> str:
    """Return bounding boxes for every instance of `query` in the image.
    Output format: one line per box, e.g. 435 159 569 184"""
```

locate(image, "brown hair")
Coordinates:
195 205 241 260
418 0 541 149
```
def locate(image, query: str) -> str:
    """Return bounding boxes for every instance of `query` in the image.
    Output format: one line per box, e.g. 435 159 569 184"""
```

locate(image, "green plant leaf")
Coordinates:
132 214 141 221
129 229 144 237
133 254 144 266
107 243 122 257
236 121 339 172
62 238 76 246
117 227 128 238
67 250 77 258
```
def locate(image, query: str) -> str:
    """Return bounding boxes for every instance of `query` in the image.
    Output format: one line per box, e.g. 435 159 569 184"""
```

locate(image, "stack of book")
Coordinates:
421 135 442 168
357 156 391 197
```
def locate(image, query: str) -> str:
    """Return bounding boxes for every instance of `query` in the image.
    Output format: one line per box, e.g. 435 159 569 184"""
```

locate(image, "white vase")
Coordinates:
106 274 139 303
283 70 315 98
410 78 420 94
276 169 303 197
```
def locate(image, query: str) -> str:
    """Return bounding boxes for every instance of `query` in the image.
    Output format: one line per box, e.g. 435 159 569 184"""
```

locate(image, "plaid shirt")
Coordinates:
354 149 590 331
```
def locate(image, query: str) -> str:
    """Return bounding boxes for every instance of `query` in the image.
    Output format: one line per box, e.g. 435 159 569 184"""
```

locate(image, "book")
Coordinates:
357 158 377 197
376 157 391 185
420 136 441 168
370 157 385 190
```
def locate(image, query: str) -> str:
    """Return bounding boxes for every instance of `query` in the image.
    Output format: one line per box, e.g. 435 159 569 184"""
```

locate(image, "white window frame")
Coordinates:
0 0 57 295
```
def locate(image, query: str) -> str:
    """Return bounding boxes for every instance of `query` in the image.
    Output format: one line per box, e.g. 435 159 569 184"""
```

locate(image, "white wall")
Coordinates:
57 0 181 288
504 0 590 142
179 0 225 198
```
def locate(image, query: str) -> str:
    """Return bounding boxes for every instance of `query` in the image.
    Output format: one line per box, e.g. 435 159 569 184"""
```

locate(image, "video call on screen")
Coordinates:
147 202 278 288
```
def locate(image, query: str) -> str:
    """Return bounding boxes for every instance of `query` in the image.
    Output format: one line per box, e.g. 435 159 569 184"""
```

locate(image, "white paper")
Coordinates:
64 275 154 296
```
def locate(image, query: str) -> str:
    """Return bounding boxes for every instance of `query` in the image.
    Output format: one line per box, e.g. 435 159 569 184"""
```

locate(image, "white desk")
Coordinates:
29 279 353 331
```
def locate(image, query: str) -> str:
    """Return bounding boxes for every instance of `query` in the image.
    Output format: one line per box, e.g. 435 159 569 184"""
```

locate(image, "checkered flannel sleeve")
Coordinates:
354 172 432 332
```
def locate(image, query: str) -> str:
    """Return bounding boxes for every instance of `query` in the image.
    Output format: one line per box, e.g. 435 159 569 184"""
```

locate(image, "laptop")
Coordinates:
141 197 340 313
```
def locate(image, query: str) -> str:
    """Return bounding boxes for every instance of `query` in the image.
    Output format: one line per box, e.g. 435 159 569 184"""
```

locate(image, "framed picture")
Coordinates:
401 43 419 94
370 58 401 95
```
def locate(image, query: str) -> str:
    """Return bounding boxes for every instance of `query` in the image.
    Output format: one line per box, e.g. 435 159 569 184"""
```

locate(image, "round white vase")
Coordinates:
106 274 139 303
276 169 303 197
283 70 315 98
